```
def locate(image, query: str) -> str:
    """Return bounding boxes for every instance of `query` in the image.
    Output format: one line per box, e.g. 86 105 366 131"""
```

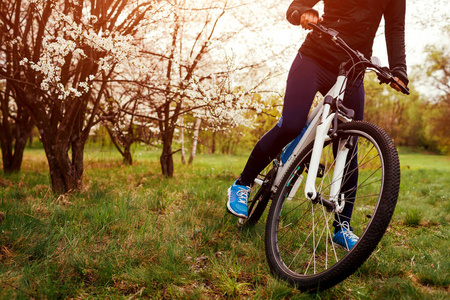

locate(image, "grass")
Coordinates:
0 147 449 299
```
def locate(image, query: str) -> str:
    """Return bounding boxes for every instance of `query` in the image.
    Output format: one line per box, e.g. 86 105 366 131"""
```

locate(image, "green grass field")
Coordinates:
0 147 449 299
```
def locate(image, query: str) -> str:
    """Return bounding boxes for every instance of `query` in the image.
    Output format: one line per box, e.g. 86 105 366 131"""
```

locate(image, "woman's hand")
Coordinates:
301 11 321 29
390 77 407 92
290 10 322 30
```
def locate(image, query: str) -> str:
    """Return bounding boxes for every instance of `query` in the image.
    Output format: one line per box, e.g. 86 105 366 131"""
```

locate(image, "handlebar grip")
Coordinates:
379 75 410 95
398 84 410 95
378 68 410 95
377 72 410 95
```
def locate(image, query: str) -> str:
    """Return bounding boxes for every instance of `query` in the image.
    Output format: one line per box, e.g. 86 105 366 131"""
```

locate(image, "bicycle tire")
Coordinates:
265 121 400 291
239 162 277 227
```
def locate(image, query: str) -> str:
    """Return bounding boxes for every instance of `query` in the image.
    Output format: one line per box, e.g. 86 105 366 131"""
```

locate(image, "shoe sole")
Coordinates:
332 238 359 251
227 188 248 219
332 241 351 251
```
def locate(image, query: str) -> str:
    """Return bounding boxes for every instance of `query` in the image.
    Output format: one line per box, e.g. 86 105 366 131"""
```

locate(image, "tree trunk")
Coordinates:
188 118 201 164
4 130 29 173
28 130 34 147
0 90 34 173
44 147 83 194
160 128 175 177
123 145 133 165
42 135 84 194
180 116 186 164
160 144 174 177
36 103 86 194
72 138 84 184
211 131 216 154
104 125 134 165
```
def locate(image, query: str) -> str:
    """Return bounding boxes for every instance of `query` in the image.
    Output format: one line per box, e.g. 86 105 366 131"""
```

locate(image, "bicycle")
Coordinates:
238 23 410 291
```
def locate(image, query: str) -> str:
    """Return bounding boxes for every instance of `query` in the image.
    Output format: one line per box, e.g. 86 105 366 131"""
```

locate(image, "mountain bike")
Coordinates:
238 23 410 291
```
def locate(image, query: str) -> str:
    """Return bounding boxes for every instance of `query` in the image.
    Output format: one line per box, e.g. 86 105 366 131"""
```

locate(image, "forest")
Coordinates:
1 0 449 195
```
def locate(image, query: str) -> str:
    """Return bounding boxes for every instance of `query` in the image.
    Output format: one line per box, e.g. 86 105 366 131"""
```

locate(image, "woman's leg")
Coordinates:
238 53 332 187
333 79 365 231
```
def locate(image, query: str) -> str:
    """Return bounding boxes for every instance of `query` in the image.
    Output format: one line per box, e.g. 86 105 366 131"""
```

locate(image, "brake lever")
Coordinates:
377 67 392 85
309 23 338 39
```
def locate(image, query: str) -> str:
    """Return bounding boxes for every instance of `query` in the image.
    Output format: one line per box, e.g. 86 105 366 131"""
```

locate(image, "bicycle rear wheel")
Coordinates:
239 162 277 227
265 121 400 291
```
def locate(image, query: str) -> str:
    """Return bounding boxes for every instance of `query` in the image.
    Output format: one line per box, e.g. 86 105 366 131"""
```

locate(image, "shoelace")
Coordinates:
340 221 358 242
236 188 249 204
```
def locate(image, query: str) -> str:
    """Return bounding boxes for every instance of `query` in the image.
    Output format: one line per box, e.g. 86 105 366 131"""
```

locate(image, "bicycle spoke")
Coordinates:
303 204 338 274
280 194 340 274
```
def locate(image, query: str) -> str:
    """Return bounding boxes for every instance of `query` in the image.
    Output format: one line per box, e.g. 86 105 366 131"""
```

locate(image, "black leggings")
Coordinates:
239 53 365 228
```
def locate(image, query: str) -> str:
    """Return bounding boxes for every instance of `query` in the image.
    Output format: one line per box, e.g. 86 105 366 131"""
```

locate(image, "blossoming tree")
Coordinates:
0 0 35 173
0 0 155 193
108 0 295 176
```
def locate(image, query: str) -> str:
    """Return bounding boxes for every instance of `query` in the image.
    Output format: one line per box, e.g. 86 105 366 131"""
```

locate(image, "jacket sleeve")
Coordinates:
286 0 320 25
384 0 409 86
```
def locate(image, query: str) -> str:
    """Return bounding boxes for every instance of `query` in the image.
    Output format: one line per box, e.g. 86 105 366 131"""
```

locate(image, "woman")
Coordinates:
227 0 408 249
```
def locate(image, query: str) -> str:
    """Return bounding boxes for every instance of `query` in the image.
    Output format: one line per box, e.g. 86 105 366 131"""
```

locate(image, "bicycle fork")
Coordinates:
304 74 351 213
298 106 351 214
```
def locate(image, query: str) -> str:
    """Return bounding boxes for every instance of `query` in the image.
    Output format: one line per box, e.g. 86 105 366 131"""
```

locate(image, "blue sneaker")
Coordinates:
332 222 359 250
227 181 251 218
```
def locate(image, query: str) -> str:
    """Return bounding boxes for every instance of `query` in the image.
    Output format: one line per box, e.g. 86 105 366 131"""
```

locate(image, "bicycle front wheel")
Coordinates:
265 121 400 291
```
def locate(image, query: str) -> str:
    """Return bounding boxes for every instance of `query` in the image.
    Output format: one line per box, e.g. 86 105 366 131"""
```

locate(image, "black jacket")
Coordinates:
287 0 408 85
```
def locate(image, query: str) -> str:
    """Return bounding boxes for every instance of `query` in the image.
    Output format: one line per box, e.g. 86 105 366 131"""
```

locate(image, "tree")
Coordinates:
0 1 34 173
421 35 450 153
99 71 158 166
127 0 290 176
0 0 155 193
188 117 202 164
102 103 156 166
0 82 34 173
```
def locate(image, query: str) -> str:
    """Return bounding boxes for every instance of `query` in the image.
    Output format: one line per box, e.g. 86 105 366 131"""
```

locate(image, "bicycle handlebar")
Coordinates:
308 23 410 95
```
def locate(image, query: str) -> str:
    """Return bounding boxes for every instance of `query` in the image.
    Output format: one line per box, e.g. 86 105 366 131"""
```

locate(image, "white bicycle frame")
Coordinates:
264 73 353 213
